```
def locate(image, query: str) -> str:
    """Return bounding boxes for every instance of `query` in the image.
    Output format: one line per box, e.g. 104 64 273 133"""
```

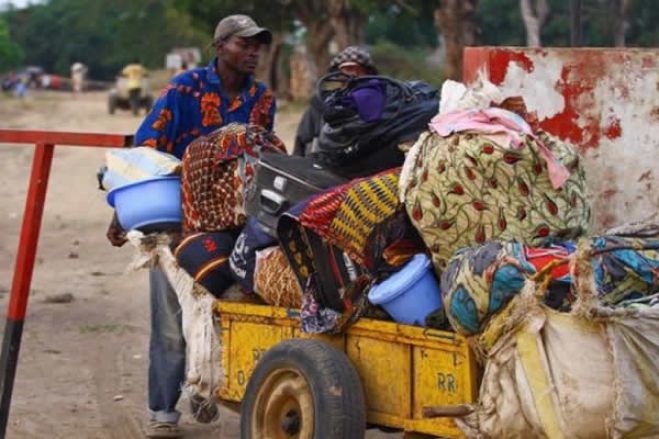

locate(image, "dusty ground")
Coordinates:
0 91 397 438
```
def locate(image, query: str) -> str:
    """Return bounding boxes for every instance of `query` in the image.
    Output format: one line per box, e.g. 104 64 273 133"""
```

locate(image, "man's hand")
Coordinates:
106 212 127 247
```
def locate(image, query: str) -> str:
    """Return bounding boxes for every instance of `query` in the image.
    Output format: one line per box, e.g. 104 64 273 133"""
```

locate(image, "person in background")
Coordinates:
13 76 27 99
120 58 148 113
70 62 87 93
176 61 188 77
2 71 18 93
104 14 274 439
293 45 378 157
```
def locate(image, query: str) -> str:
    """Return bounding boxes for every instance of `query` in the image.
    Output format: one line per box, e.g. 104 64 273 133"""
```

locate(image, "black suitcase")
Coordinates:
245 152 347 236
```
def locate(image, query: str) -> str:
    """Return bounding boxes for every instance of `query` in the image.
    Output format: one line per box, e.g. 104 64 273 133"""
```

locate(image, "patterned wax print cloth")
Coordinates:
253 246 304 308
428 108 570 188
591 236 659 305
135 58 275 159
299 168 423 270
440 237 659 336
277 171 425 333
181 123 285 233
401 129 591 274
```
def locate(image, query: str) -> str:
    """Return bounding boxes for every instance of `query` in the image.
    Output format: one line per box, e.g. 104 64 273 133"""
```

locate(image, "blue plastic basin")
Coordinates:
368 253 442 326
107 176 182 231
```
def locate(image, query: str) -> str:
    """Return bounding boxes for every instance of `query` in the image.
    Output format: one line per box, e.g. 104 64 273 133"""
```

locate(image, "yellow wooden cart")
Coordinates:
214 301 480 438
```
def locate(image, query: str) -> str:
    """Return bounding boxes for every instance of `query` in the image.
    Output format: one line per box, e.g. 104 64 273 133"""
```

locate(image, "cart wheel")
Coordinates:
240 339 365 439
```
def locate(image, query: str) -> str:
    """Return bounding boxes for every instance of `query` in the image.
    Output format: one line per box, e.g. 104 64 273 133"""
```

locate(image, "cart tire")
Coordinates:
240 339 365 439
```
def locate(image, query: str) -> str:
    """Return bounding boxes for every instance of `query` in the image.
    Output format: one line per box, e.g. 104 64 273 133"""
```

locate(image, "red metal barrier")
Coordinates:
0 130 132 438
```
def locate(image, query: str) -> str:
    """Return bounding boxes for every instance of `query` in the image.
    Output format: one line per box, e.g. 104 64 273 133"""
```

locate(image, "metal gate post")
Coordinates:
0 143 54 436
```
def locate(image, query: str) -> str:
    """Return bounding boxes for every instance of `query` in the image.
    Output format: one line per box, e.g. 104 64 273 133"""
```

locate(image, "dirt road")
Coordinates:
0 91 396 438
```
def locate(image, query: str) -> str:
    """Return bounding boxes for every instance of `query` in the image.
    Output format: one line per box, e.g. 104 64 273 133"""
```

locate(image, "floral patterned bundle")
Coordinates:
401 130 591 273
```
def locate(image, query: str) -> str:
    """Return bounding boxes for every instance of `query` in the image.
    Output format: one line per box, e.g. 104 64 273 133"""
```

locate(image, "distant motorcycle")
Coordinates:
108 76 153 116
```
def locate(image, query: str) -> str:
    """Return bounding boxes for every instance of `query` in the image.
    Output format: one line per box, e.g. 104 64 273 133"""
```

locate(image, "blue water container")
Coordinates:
368 253 442 326
107 176 182 231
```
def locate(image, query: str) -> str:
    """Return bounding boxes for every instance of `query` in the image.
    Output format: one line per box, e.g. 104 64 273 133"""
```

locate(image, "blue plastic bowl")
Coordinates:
368 253 442 326
107 176 182 231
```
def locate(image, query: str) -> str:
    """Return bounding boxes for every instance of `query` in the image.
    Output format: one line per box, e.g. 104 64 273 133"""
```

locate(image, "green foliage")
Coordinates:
1 0 657 81
369 40 444 88
623 0 659 47
0 16 22 70
479 0 659 47
366 3 438 48
478 0 526 46
6 0 206 80
174 0 295 37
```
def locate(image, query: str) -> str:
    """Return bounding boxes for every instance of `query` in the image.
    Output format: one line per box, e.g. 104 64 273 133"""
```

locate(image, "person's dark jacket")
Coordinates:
293 94 324 157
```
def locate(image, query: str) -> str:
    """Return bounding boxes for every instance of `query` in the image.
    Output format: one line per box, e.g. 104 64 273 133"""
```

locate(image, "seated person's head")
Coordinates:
330 46 378 77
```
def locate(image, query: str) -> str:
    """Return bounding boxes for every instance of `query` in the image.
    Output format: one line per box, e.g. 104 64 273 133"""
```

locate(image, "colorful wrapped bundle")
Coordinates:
440 237 659 336
253 246 303 308
181 123 285 233
400 108 591 274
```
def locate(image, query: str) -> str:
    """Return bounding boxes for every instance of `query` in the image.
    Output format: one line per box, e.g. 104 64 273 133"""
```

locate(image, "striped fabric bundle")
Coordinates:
299 169 401 268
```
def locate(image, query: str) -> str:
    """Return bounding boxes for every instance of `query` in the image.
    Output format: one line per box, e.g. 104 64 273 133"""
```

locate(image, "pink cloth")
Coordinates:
429 108 570 188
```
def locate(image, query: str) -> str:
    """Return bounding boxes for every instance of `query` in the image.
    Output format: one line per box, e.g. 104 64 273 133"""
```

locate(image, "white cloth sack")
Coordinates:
457 242 659 439
126 231 222 401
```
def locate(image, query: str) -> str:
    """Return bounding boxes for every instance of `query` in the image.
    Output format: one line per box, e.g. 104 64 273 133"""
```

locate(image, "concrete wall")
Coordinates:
463 47 659 231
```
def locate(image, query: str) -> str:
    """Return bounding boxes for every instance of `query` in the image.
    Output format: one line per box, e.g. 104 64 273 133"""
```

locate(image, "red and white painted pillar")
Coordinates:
463 47 659 230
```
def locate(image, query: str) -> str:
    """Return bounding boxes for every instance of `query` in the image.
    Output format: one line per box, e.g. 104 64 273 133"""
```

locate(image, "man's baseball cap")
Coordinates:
214 14 272 45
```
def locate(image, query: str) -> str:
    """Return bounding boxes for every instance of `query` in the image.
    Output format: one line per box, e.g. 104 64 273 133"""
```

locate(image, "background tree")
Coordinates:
290 0 334 79
433 0 479 80
327 0 369 50
520 0 549 47
0 16 22 70
611 0 632 47
6 0 204 80
1 0 657 93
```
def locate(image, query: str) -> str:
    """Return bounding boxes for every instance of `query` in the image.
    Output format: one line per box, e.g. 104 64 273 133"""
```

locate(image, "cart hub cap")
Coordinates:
252 368 314 439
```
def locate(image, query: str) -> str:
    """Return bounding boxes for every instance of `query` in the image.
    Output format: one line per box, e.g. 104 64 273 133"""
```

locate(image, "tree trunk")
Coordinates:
256 31 284 92
434 0 479 81
327 0 350 50
275 45 291 100
347 12 367 46
569 0 583 46
327 0 367 50
293 0 334 80
520 0 549 47
611 0 632 47
306 21 334 78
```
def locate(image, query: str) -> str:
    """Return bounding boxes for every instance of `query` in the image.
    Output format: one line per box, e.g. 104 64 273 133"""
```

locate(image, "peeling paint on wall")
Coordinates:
498 52 566 121
464 48 659 231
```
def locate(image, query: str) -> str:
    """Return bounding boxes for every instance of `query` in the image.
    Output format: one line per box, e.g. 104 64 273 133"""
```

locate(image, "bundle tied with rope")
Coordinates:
448 239 659 439
125 231 224 403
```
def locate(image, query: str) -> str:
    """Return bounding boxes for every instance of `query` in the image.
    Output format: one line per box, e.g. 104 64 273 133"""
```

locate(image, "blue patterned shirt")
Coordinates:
135 58 276 159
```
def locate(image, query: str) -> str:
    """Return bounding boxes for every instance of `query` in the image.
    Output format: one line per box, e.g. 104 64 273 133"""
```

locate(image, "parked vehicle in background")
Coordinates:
108 76 153 116
24 66 44 88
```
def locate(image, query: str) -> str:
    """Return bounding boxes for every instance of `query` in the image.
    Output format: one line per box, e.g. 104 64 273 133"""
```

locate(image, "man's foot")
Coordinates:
145 421 182 438
190 394 219 424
